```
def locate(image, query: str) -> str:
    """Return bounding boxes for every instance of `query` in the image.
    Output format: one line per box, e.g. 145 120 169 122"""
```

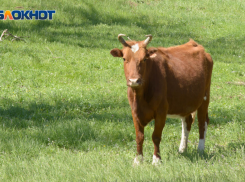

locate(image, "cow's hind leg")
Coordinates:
197 100 210 152
179 112 195 153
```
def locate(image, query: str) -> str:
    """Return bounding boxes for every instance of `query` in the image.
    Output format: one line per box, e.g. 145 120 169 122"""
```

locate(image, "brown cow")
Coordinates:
110 34 213 165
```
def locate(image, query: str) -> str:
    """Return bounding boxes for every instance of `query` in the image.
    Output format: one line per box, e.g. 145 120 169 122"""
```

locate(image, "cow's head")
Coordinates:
110 34 157 88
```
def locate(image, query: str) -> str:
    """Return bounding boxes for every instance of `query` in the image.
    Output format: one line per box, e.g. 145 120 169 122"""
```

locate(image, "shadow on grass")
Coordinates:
0 97 133 150
0 97 130 127
0 2 198 49
203 36 245 64
0 95 244 152
1 2 244 64
227 142 245 151
180 141 245 163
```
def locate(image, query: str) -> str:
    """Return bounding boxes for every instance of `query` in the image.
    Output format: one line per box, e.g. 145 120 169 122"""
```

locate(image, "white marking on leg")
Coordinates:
133 155 143 165
152 155 161 165
198 139 205 151
131 44 139 53
198 121 207 151
204 96 207 101
179 117 189 153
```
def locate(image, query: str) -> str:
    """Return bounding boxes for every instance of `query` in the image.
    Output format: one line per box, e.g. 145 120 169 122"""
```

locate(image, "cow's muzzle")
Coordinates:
127 78 142 87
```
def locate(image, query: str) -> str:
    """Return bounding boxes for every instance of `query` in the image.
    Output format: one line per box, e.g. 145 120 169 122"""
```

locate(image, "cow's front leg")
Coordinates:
152 114 166 165
132 115 144 165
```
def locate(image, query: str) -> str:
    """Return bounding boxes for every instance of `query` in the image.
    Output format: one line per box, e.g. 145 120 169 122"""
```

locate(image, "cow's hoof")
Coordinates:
179 147 186 153
152 155 161 165
133 155 143 166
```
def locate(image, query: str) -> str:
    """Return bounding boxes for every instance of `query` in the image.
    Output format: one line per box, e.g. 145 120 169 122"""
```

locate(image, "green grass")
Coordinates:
0 0 245 181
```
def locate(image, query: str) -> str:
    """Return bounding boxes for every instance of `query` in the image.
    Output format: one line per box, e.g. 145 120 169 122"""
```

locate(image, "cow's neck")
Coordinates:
129 72 154 126
128 60 156 125
130 61 153 104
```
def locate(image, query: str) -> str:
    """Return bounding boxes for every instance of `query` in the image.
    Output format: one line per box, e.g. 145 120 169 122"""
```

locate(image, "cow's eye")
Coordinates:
143 58 147 62
123 58 126 61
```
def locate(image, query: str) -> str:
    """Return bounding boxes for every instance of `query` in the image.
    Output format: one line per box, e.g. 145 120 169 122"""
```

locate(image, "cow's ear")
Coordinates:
110 48 123 57
148 47 158 56
148 47 158 58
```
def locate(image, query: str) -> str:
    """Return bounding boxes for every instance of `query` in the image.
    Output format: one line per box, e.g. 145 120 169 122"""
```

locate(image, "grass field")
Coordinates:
0 0 245 181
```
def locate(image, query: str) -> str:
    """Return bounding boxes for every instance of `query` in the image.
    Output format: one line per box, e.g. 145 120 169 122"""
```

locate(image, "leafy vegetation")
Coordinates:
0 0 245 181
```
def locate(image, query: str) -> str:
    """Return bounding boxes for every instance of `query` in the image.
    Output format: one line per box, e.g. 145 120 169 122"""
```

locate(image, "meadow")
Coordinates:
0 0 245 181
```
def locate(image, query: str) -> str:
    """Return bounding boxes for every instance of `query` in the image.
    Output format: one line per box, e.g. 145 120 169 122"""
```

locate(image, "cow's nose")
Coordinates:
128 78 141 87
129 78 140 83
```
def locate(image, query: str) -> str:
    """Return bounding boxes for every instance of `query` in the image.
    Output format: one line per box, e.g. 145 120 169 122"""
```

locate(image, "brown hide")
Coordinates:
110 36 213 160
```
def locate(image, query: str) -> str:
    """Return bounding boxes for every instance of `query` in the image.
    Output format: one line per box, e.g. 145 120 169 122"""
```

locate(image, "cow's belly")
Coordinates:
167 114 184 119
166 89 205 116
167 97 203 116
166 75 206 116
